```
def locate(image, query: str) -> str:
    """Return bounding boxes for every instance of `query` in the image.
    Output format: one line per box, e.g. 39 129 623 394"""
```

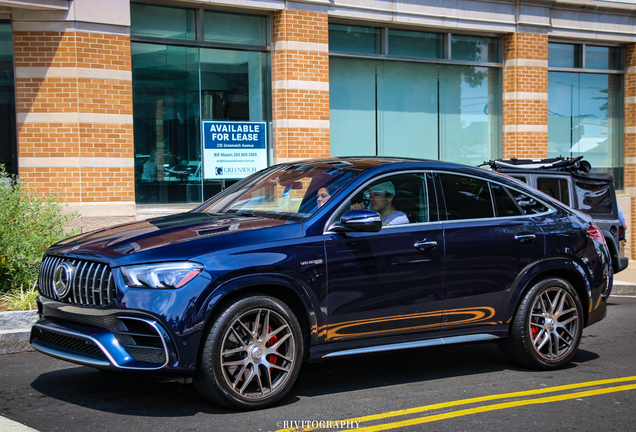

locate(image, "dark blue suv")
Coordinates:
31 158 612 410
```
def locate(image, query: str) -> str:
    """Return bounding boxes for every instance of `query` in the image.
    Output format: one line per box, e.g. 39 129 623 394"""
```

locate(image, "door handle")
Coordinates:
414 239 438 251
515 234 536 244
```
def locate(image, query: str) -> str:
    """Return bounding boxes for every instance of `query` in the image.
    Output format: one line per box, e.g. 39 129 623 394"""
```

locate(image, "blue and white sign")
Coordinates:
202 121 267 179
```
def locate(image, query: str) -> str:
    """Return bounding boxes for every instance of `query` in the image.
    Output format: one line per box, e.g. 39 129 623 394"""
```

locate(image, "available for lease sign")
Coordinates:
202 121 267 180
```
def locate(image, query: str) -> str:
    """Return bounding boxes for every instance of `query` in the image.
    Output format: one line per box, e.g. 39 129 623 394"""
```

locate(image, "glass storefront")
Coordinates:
329 24 501 166
131 4 270 204
548 42 623 188
0 21 16 176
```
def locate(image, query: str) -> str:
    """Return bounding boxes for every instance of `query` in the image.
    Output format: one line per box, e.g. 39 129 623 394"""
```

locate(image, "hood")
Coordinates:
47 212 301 266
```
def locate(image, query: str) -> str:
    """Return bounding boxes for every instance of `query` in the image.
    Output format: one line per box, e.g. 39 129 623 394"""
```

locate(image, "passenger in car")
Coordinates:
317 187 332 207
353 181 409 226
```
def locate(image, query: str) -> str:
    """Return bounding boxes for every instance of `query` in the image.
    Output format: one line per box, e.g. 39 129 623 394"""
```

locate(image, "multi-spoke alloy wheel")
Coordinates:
499 278 583 370
528 287 579 362
195 295 303 410
220 308 295 399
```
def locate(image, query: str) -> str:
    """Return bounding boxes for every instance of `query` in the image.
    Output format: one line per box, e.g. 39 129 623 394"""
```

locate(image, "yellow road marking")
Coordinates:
271 376 636 432
352 383 636 432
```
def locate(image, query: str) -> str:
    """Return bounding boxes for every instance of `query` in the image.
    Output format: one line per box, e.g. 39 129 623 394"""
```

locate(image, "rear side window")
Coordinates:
575 179 612 215
439 174 494 220
537 177 570 206
507 188 550 215
491 184 523 217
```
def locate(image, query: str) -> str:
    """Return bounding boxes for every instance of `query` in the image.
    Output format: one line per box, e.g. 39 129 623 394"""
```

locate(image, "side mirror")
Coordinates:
332 209 382 233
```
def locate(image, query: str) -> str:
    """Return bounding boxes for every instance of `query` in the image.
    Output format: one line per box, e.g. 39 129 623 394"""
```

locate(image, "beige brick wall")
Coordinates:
272 10 330 163
502 33 549 159
14 28 135 217
625 44 636 259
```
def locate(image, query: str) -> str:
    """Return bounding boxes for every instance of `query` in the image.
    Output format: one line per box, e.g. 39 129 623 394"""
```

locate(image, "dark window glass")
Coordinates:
0 21 16 175
491 184 523 217
131 3 195 40
451 35 499 62
585 45 621 70
507 188 549 215
549 43 579 68
204 11 268 46
537 177 570 206
575 179 612 215
329 24 380 54
388 29 443 59
439 174 494 220
512 176 527 183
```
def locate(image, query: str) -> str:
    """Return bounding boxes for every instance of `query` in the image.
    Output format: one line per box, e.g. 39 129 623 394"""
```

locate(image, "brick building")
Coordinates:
0 0 635 255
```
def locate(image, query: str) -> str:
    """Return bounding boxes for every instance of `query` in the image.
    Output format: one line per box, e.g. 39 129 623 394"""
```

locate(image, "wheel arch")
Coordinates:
506 260 591 330
197 274 319 364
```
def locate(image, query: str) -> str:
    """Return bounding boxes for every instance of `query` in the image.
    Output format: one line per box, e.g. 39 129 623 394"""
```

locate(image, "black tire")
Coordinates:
500 278 583 370
194 295 303 410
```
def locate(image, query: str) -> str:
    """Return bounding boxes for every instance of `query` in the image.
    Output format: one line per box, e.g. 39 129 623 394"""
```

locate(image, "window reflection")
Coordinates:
131 9 270 205
0 21 16 175
548 72 621 187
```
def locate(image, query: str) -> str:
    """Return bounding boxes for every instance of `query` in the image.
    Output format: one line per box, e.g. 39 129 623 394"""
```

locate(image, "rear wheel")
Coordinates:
500 278 583 370
195 295 303 410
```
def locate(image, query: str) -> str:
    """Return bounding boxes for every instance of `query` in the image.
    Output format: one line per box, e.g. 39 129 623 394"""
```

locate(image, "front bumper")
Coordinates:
30 298 184 373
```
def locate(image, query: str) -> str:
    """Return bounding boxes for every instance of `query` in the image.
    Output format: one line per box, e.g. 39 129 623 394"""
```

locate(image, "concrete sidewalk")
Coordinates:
612 260 636 294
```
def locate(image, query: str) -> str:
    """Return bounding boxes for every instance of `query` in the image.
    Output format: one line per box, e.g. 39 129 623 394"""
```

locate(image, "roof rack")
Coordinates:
482 156 592 173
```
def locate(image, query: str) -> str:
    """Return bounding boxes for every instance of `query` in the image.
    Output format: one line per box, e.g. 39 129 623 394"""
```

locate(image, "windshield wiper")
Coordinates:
222 211 261 218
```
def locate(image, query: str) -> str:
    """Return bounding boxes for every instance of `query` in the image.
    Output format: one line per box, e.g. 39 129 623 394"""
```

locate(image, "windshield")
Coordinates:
197 162 360 221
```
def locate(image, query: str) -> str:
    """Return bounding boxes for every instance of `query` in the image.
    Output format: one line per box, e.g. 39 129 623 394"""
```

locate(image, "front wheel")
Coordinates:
195 295 303 410
500 278 583 370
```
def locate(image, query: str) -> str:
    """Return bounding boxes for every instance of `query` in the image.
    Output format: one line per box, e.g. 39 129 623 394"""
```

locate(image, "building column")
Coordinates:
272 7 330 164
625 44 636 259
12 1 135 231
502 33 549 158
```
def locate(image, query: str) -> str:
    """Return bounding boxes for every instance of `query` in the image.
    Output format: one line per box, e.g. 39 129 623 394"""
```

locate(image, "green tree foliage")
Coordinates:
0 166 79 293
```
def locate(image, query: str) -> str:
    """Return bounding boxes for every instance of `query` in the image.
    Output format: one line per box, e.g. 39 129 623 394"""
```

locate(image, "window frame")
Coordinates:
431 171 554 223
325 170 437 233
329 22 502 68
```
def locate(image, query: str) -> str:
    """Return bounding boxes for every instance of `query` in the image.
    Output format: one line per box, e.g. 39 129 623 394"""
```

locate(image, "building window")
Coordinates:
548 42 623 188
0 21 16 176
329 24 502 167
131 4 270 205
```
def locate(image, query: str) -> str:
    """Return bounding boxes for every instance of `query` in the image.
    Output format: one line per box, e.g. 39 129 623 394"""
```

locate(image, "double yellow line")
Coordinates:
272 376 636 432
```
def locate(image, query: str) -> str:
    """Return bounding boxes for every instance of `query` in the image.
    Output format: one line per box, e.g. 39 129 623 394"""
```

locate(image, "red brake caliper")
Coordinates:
530 320 539 339
266 326 279 364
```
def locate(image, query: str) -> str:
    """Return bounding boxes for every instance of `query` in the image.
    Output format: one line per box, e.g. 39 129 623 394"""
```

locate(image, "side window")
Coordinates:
537 177 570 206
512 175 527 184
348 173 428 226
575 179 612 215
439 174 494 220
507 188 550 215
491 184 523 217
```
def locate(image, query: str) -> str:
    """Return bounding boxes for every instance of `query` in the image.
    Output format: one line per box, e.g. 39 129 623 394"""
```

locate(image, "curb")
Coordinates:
0 310 37 355
612 281 636 295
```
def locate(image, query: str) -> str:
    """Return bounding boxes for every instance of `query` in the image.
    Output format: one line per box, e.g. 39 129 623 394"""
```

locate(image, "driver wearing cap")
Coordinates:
360 181 409 226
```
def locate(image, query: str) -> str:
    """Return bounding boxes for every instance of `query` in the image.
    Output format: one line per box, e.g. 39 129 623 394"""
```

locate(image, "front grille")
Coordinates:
32 327 108 360
38 256 116 306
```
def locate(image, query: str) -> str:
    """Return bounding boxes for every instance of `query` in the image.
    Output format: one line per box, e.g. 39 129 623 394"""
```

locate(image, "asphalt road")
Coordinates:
2 295 636 432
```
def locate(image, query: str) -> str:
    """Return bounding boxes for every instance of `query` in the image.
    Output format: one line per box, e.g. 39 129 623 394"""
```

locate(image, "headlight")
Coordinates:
121 262 204 289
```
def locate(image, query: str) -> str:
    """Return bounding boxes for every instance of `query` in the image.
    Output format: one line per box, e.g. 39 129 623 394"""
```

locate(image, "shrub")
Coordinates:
0 282 39 311
0 166 79 293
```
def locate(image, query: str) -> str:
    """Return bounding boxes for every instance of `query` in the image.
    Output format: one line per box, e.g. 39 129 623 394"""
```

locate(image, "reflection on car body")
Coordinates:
30 157 612 410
